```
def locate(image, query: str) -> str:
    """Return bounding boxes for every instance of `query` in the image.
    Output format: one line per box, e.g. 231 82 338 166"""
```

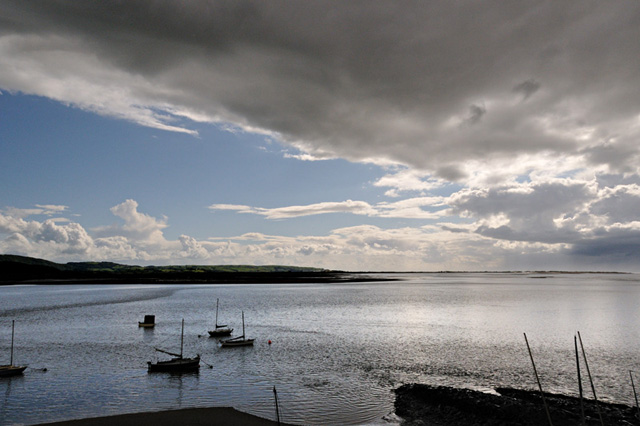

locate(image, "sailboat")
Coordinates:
208 298 233 337
148 319 200 372
0 320 27 377
220 311 254 347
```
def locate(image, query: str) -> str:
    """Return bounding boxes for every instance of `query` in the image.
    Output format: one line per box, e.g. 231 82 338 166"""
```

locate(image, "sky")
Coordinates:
1 1 640 272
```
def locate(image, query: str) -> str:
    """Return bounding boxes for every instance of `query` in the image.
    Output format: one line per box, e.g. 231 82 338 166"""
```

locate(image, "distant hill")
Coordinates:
0 254 378 284
0 254 68 281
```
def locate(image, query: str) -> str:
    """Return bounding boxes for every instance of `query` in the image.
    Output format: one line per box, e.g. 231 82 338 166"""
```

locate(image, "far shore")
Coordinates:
1 273 398 285
37 407 296 426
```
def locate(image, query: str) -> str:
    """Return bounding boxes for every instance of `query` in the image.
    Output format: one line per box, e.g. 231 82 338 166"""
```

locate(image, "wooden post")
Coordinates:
273 386 281 425
577 331 604 426
524 333 554 426
575 336 585 426
630 371 640 420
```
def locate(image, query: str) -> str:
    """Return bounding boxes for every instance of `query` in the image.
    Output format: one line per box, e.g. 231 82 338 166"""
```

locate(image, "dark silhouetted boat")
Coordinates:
208 299 233 337
138 314 155 328
0 320 27 377
148 319 199 372
220 311 254 347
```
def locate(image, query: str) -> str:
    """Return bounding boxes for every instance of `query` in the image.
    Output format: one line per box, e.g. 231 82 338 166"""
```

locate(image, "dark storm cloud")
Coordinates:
446 179 640 265
583 143 639 175
448 181 591 244
1 1 639 175
449 182 594 225
463 104 487 126
569 230 640 262
513 79 541 100
589 185 640 223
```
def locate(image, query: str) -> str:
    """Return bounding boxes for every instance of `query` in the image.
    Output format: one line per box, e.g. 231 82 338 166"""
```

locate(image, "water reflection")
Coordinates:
1 376 18 421
141 326 155 345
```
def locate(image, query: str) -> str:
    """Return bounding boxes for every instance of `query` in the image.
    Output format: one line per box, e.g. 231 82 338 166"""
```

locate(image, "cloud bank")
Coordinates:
2 187 639 271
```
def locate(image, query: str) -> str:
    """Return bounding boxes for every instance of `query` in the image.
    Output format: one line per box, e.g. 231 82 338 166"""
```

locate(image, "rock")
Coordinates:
395 384 638 426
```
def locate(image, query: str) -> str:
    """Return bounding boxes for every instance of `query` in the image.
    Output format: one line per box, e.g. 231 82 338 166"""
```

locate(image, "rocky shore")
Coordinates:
395 384 638 425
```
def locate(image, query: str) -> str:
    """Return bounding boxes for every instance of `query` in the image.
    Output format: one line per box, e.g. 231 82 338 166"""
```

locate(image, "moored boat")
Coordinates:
148 319 200 372
208 299 233 337
147 354 200 372
0 365 27 377
0 320 27 377
220 311 254 347
138 314 155 328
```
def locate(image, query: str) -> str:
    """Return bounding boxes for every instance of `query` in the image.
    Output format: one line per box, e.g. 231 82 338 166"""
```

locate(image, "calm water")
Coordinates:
1 273 639 425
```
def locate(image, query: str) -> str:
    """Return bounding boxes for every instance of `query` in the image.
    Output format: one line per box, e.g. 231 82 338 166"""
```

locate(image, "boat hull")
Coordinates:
139 315 155 327
220 338 255 347
208 328 233 337
147 356 200 372
0 365 27 377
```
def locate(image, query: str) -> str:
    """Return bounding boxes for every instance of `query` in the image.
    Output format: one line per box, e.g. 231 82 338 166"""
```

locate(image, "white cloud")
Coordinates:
0 215 93 257
282 152 337 162
0 34 199 135
34 204 68 214
3 205 69 219
0 201 179 262
373 169 448 197
208 204 255 212
375 198 448 219
209 198 447 220
209 200 377 219
178 234 210 260
93 199 171 248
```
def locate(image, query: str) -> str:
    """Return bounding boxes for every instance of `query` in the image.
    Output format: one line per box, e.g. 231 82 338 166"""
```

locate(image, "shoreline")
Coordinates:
36 406 296 426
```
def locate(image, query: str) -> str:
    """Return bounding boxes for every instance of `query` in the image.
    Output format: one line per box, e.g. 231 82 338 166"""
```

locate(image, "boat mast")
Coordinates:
215 298 219 327
10 320 15 366
242 311 245 339
180 319 184 359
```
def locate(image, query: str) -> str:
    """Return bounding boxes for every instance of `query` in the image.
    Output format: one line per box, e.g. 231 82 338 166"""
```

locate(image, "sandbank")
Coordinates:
37 407 295 426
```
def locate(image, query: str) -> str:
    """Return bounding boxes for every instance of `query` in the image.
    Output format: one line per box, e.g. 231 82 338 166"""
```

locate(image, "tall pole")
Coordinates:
630 371 640 420
524 333 553 426
180 319 184 358
273 386 281 425
577 331 604 426
575 336 585 426
10 320 15 366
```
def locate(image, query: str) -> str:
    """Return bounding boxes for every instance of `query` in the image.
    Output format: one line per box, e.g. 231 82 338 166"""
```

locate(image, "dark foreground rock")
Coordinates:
395 384 638 425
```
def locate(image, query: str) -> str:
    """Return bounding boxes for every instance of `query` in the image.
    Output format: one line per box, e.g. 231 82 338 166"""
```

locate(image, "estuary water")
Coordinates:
1 273 639 425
